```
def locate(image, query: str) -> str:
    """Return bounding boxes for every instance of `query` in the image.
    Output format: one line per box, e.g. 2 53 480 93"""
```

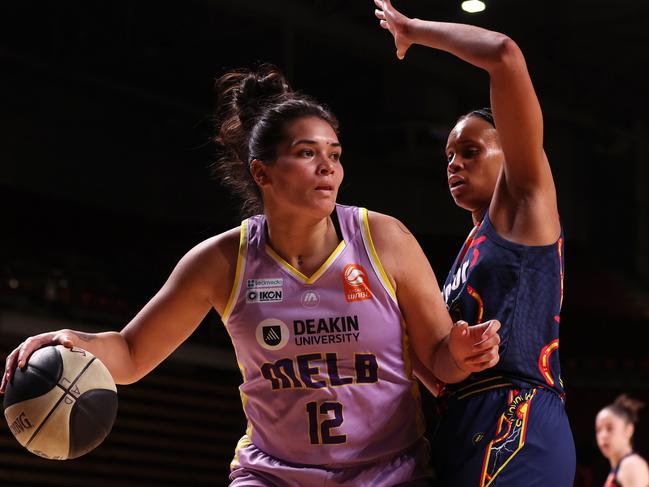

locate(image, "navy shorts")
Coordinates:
430 386 575 487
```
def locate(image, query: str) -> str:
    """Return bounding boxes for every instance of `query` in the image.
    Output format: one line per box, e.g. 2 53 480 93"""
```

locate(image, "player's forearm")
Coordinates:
406 18 515 71
63 329 137 385
432 335 470 384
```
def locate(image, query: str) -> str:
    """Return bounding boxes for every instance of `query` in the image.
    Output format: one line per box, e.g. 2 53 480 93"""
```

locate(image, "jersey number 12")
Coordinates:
306 401 346 445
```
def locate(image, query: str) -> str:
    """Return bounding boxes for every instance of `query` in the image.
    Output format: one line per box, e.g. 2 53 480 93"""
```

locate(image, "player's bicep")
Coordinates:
120 234 237 381
369 213 452 371
486 39 558 201
396 246 453 371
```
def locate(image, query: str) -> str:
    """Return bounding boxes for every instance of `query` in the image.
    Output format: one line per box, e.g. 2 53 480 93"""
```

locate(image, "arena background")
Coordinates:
1 1 648 485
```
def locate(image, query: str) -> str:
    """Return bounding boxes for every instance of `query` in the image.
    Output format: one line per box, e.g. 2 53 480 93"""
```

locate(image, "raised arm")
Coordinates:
2 228 240 391
368 211 500 386
375 0 559 242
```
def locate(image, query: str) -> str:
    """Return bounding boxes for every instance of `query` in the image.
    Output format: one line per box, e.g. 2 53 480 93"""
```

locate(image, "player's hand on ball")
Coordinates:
1 330 75 394
449 319 501 373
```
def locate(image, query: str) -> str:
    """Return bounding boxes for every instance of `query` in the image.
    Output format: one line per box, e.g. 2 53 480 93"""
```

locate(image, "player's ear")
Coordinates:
250 159 270 187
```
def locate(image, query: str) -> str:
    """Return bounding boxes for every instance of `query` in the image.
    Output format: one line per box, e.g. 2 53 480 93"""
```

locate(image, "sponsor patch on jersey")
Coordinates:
255 318 290 350
247 278 283 288
300 290 320 308
292 315 361 346
246 287 283 303
342 263 373 302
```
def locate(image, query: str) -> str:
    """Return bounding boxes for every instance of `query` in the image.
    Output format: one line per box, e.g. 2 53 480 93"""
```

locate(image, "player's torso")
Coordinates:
442 212 565 396
224 205 424 466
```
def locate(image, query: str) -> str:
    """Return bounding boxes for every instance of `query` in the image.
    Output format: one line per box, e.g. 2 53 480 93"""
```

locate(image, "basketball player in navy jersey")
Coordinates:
2 64 502 485
375 1 576 485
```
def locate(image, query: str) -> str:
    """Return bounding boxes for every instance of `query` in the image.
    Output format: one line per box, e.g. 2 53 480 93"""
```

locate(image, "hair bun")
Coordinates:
236 65 291 109
611 394 646 425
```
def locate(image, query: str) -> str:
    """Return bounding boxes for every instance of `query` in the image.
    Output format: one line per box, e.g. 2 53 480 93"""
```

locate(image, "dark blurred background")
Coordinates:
1 1 648 486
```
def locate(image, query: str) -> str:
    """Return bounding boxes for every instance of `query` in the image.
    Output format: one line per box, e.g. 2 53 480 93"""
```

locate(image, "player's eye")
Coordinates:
463 148 480 158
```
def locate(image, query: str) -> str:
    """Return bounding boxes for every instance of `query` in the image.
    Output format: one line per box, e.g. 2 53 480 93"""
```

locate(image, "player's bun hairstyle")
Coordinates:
456 107 496 128
212 63 339 218
608 394 646 426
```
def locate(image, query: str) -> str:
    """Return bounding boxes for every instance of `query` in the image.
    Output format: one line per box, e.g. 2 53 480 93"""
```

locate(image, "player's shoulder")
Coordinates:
365 210 425 279
623 452 649 469
194 226 241 253
619 453 649 484
366 210 415 247
186 226 241 266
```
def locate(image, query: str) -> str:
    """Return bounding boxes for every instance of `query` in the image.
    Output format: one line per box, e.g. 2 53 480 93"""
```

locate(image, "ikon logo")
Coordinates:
342 264 373 302
247 287 283 303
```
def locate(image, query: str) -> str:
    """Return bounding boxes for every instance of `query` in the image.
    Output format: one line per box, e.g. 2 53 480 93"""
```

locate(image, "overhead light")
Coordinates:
461 0 486 13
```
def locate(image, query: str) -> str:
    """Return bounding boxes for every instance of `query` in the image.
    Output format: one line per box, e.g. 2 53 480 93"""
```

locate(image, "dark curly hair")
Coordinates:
211 64 339 219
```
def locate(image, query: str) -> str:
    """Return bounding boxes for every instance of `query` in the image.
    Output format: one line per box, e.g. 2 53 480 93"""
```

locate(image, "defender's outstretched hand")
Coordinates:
374 0 413 60
449 320 501 373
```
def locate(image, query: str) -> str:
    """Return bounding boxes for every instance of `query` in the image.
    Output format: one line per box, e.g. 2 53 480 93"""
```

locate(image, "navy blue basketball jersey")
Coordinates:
441 211 565 397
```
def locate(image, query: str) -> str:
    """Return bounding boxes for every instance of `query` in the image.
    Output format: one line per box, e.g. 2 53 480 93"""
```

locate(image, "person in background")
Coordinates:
597 394 649 487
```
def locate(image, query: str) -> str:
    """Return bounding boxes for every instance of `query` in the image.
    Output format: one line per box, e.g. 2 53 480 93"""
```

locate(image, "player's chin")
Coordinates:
449 193 473 212
308 194 338 215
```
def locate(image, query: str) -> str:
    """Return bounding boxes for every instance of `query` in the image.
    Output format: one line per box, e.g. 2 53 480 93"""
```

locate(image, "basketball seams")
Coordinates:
25 356 97 452
2 346 63 409
5 345 118 460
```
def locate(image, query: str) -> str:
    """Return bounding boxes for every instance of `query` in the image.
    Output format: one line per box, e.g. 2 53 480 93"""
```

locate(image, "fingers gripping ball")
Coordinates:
3 345 118 460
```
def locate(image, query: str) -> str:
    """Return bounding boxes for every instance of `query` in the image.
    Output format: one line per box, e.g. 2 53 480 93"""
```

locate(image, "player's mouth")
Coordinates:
315 185 334 193
448 175 466 191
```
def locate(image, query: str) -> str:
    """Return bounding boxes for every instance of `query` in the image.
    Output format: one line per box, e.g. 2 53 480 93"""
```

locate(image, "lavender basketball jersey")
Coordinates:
222 204 425 467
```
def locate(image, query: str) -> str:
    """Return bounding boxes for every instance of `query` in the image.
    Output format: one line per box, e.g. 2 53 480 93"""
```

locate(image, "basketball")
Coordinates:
3 345 118 460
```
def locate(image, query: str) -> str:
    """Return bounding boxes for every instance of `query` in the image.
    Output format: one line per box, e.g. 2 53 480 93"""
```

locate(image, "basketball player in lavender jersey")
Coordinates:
1 64 501 485
376 0 576 485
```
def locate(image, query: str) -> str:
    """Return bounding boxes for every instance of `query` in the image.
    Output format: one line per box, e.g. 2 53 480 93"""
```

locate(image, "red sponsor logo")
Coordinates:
342 264 373 302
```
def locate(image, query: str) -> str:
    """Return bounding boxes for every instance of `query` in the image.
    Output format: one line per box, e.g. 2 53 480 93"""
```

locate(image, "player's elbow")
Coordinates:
489 35 525 71
110 335 148 385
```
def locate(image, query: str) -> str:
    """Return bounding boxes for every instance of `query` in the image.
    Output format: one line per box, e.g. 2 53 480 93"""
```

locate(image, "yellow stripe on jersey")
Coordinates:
400 319 427 436
230 434 252 470
230 360 253 471
264 240 346 284
222 220 248 325
359 208 397 303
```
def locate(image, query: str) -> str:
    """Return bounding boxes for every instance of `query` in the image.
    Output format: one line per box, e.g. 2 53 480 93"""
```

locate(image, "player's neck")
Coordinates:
471 206 487 226
610 446 634 468
265 213 340 275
